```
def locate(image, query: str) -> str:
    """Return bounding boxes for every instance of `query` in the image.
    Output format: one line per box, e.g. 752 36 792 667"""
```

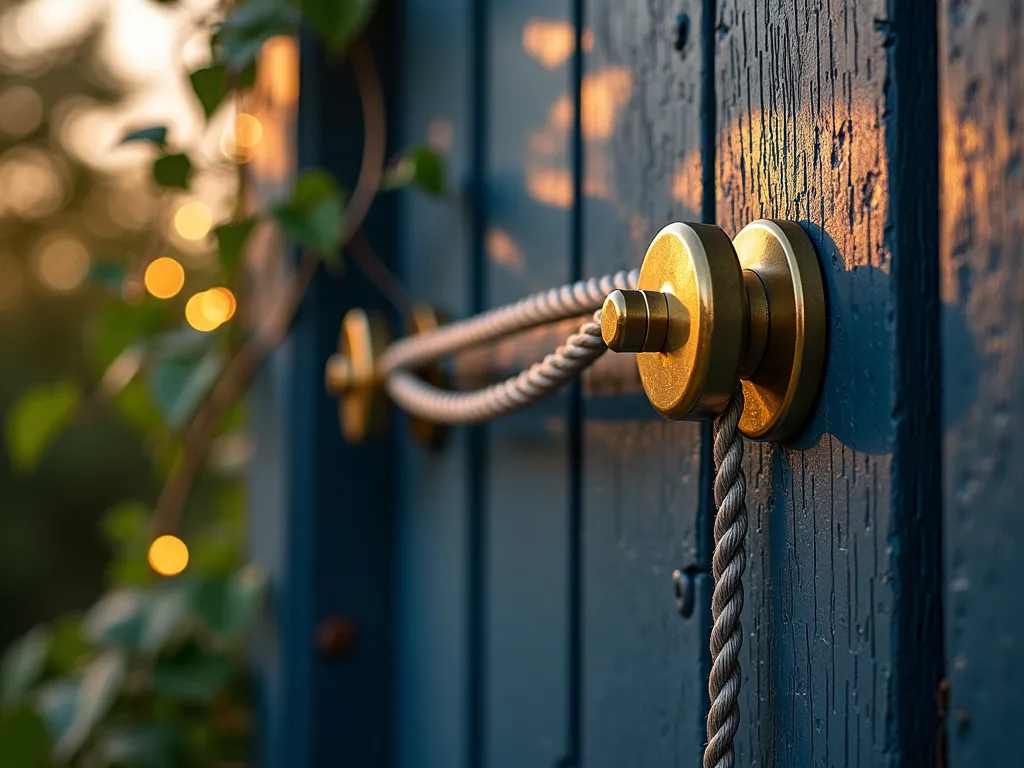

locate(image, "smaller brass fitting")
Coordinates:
325 305 447 445
326 308 390 444
601 290 672 353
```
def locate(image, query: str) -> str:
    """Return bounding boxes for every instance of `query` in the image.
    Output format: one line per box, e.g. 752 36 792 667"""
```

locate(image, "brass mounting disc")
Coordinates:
733 219 827 441
333 308 390 444
637 222 746 420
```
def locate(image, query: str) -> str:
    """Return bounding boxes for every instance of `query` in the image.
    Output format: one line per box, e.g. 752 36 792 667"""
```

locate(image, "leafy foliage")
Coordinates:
212 218 258 271
0 0 451 764
152 153 193 190
119 126 168 148
189 64 257 119
4 381 82 471
301 0 378 50
216 0 300 72
1 566 266 765
384 144 448 197
0 706 52 768
272 169 345 256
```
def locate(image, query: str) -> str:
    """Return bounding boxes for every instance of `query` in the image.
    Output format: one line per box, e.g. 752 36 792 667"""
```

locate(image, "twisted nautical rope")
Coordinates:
374 270 752 760
705 387 748 768
379 270 638 425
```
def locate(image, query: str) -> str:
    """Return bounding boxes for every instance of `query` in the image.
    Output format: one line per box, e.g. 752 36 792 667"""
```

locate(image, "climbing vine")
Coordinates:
0 0 442 764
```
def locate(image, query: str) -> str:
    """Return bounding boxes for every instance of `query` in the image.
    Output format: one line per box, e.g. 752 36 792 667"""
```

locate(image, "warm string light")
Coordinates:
173 201 212 241
148 534 188 576
33 237 90 292
222 113 264 164
143 256 184 299
185 286 236 332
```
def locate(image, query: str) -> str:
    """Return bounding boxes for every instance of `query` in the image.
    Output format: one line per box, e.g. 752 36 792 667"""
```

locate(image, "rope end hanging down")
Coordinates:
705 386 748 768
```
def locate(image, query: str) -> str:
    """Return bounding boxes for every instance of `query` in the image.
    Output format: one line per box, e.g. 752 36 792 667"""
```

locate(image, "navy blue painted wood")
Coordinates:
263 0 973 763
251 24 400 768
579 1 710 765
714 0 943 764
941 0 1024 762
481 2 577 766
394 1 474 766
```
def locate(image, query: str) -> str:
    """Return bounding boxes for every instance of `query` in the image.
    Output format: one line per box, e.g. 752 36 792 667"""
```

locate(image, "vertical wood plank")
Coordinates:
714 0 942 764
941 0 1024 763
579 0 709 765
394 2 473 767
483 2 576 765
251 18 402 765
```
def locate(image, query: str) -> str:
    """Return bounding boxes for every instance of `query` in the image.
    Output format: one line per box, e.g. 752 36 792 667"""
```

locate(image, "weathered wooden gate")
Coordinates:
253 0 1024 765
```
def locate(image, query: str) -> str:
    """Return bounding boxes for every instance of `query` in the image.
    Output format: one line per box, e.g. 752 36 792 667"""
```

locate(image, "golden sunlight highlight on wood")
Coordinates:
258 35 300 108
580 67 632 141
148 535 188 576
525 167 574 209
143 256 185 299
173 201 212 241
522 19 593 69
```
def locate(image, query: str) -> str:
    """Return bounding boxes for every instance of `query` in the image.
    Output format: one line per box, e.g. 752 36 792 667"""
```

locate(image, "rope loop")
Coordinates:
379 270 638 424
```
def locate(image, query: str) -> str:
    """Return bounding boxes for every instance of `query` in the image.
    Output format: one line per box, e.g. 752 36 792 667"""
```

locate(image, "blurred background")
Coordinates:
1 0 229 649
0 0 303 763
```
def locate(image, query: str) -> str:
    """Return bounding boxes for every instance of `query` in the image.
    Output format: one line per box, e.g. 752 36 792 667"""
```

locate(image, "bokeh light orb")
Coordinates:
33 237 89 292
144 256 184 299
173 201 212 241
148 535 189 576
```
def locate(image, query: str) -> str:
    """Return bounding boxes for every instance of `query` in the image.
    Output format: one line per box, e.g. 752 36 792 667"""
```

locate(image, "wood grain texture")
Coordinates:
482 1 575 765
394 2 473 766
941 0 1024 762
715 0 941 764
580 1 708 764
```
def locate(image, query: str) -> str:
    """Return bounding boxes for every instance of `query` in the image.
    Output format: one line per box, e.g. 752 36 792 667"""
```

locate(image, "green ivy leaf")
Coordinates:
152 153 193 190
47 617 90 675
35 681 77 755
191 564 266 638
150 352 225 429
100 501 149 546
146 329 214 362
138 585 191 654
4 381 82 472
300 0 377 50
189 65 227 118
119 126 168 149
382 144 448 197
87 262 126 291
152 648 231 704
91 299 171 370
213 217 258 270
1 627 51 706
110 378 166 438
0 706 52 768
106 553 154 589
97 722 182 768
190 64 258 120
82 590 146 649
52 652 127 760
218 0 299 72
272 169 345 257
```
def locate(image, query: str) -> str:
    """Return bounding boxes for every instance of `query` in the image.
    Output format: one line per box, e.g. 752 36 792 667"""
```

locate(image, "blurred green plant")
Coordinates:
1 0 446 764
0 563 265 767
